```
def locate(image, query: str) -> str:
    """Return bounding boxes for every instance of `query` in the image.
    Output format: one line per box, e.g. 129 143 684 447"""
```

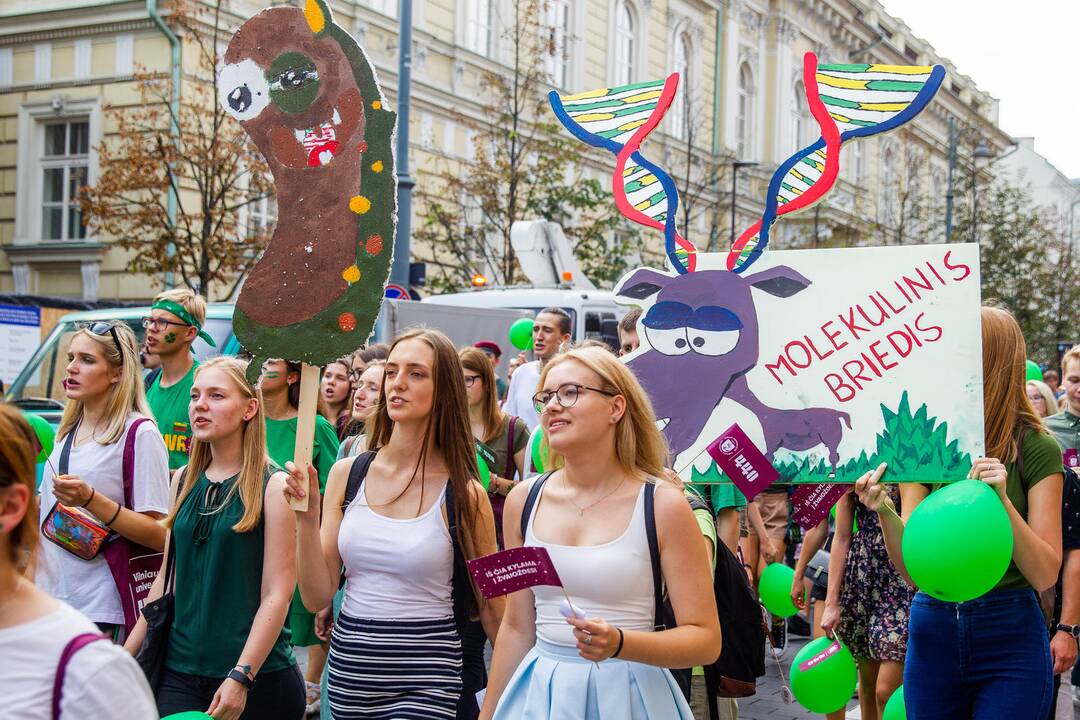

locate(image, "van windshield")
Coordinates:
6 317 232 411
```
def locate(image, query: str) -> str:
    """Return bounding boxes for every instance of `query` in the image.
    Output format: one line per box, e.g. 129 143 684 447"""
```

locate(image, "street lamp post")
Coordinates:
970 141 993 244
730 161 758 248
391 0 414 291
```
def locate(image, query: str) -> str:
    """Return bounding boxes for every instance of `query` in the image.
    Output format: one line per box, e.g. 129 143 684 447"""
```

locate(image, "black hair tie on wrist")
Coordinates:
105 502 122 527
81 487 96 508
612 627 625 658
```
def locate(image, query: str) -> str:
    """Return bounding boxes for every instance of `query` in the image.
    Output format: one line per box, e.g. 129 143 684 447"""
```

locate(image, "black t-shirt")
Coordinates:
1053 467 1080 624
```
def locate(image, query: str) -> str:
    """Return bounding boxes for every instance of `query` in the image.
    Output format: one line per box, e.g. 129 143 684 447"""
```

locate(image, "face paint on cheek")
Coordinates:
263 371 280 380
163 332 177 344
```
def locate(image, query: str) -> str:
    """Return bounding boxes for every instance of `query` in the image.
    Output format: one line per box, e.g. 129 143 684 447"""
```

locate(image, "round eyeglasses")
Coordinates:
532 383 617 414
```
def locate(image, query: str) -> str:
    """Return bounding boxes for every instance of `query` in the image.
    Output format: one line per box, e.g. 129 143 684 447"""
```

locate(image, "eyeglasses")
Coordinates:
532 383 617 413
84 322 124 362
141 316 191 332
464 374 481 388
347 368 365 382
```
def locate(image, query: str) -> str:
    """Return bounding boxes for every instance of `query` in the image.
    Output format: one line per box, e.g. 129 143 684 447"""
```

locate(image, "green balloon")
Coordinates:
883 685 906 720
509 318 534 350
758 562 801 618
160 713 212 720
22 412 55 464
530 427 546 472
901 480 1013 602
789 635 857 713
476 451 491 491
1025 360 1043 381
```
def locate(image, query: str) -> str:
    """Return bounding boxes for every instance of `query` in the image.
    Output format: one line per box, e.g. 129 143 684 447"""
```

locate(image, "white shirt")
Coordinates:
503 360 541 431
0 601 158 719
37 414 171 624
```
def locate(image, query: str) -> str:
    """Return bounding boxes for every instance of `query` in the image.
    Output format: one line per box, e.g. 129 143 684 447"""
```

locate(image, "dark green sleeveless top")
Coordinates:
165 470 294 677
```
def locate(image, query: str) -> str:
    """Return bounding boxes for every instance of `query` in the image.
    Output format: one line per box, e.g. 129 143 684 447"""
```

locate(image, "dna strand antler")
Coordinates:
727 52 945 273
549 76 697 274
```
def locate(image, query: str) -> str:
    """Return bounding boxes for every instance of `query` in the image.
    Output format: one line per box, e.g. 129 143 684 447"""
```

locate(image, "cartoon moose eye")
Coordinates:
642 301 692 357
218 58 270 122
267 51 321 115
686 306 742 357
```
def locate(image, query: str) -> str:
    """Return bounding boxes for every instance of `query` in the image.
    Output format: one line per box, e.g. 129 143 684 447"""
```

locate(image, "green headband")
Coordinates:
152 299 216 348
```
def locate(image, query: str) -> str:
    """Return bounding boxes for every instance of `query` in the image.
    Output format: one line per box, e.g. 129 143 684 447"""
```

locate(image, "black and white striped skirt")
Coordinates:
327 613 462 719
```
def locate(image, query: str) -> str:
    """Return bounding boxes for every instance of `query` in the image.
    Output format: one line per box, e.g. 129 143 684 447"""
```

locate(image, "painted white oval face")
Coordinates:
644 325 690 356
218 58 271 122
686 327 740 357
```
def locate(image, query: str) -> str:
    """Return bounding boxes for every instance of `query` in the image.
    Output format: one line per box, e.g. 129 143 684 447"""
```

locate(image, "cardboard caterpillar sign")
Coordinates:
219 0 395 376
551 54 985 485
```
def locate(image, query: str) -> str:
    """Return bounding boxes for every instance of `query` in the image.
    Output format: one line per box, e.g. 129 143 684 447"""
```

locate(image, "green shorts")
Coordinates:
288 585 321 647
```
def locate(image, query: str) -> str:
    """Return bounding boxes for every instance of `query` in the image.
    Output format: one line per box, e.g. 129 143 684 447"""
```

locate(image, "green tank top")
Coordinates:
165 470 294 677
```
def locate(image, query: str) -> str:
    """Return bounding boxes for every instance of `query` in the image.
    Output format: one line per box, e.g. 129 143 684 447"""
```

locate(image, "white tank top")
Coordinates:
526 480 656 646
338 480 454 619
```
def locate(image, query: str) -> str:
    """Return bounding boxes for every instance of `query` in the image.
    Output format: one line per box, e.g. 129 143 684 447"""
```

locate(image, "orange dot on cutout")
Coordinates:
342 264 361 283
371 160 384 173
366 234 383 256
349 196 371 214
372 100 382 110
338 312 357 332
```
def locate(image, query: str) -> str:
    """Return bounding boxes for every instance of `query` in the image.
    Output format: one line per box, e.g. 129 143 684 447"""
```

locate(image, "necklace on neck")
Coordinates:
561 473 626 516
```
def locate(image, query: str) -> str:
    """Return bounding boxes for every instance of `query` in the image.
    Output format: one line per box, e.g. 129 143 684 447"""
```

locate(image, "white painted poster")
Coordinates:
0 304 41 386
616 243 984 484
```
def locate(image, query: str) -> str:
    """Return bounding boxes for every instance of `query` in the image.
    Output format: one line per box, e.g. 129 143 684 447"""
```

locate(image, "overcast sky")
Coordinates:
881 0 1079 179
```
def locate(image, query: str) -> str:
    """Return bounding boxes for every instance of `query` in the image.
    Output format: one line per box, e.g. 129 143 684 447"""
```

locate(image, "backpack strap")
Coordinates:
643 482 665 631
504 417 518 480
341 450 377 512
445 480 471 636
121 418 151 510
52 633 107 720
143 367 161 394
519 472 554 540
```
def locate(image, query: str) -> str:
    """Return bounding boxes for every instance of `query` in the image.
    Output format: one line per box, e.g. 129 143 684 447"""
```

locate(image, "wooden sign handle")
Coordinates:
289 363 322 511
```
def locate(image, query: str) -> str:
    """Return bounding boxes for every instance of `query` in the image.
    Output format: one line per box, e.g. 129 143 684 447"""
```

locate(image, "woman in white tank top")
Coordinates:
480 347 721 720
284 329 502 719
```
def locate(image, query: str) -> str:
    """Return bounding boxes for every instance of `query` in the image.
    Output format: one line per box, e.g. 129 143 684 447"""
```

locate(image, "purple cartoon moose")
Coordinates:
616 265 851 467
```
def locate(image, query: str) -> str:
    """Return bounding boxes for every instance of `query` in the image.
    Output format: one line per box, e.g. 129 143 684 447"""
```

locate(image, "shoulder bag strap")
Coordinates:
121 418 151 510
444 480 471 635
519 472 553 540
643 482 665 630
504 417 517 480
52 633 107 720
58 420 78 476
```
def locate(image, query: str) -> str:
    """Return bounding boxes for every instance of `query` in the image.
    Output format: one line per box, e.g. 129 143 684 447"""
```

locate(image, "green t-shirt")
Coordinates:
146 361 198 470
927 429 1063 591
264 414 341 492
166 470 295 676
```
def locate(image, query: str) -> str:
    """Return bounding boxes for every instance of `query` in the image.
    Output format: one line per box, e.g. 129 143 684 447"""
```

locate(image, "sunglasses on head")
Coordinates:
84 322 124 363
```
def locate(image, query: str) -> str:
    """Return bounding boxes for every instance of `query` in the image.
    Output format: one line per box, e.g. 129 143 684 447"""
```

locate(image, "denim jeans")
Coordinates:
905 588 1052 719
156 664 306 720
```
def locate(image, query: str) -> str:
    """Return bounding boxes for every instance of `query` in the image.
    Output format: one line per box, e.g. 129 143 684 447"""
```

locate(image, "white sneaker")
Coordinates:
770 618 787 660
305 680 321 716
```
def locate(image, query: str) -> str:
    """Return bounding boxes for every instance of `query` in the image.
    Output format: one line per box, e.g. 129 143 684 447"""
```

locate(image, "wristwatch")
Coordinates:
1056 623 1080 640
227 667 255 690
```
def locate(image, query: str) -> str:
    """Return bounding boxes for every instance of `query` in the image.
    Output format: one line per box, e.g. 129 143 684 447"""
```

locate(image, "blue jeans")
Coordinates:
905 588 1052 719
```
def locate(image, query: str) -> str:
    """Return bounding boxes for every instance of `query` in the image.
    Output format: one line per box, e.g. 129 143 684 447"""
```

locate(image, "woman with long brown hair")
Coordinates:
284 328 502 720
0 405 157 718
856 306 1062 718
37 322 170 638
124 357 304 719
480 346 720 720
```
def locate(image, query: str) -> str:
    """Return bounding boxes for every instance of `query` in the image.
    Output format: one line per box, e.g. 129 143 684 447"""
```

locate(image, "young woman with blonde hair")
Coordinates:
1027 380 1058 420
285 328 502 719
37 322 170 637
857 306 1063 718
480 346 720 720
125 356 304 719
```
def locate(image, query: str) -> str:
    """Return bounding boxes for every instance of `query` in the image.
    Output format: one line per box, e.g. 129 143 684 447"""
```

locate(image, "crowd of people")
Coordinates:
1 286 1078 720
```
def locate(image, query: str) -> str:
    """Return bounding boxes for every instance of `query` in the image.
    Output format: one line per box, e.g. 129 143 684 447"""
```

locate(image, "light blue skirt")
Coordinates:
492 638 694 719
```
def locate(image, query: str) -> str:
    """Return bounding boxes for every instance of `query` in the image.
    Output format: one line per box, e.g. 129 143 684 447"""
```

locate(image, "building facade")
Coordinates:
997 137 1080 248
0 0 1011 301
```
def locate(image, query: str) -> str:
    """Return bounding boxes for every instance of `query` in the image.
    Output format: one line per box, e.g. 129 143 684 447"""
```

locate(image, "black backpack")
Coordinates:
341 451 473 636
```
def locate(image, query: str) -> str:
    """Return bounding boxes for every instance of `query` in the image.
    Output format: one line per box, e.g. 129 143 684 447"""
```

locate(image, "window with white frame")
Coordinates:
791 81 813 148
670 31 691 140
464 0 492 57
41 120 89 242
367 0 397 18
544 0 571 88
736 63 754 159
849 139 865 184
613 1 636 86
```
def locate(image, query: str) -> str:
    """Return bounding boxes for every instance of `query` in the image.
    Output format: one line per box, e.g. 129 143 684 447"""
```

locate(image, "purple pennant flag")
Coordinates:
791 483 852 531
706 423 780 501
467 546 563 600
